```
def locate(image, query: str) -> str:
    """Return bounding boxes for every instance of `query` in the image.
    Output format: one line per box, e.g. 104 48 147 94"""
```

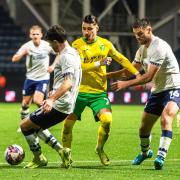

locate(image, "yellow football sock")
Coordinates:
97 112 112 150
61 119 76 148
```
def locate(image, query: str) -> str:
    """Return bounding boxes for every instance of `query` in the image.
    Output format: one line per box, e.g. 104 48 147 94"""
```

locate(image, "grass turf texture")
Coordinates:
0 103 180 180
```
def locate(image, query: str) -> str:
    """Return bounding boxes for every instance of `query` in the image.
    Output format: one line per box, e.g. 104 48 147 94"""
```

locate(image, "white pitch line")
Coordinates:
0 159 180 165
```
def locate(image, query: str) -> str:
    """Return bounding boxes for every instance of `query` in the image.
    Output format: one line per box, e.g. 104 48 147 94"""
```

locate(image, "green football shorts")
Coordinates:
73 92 112 121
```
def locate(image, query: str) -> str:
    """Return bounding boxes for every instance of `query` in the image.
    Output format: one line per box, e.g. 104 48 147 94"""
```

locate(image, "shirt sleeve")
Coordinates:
107 41 139 75
149 47 165 66
61 55 75 76
16 44 27 55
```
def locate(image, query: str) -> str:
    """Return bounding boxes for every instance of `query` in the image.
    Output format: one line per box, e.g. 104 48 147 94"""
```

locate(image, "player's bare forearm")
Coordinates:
49 73 73 102
43 80 72 113
49 79 72 102
111 67 156 91
12 54 23 62
106 68 132 79
12 50 28 63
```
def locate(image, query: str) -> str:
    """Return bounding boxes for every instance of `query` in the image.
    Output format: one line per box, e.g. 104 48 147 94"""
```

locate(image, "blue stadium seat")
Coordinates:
0 5 26 73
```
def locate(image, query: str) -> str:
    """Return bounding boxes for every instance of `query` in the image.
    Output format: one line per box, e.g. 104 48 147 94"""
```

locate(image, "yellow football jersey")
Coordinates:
72 36 138 93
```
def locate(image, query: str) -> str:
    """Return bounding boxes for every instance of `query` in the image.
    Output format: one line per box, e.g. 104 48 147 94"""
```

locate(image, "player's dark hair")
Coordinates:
83 14 98 25
45 25 67 43
132 18 151 29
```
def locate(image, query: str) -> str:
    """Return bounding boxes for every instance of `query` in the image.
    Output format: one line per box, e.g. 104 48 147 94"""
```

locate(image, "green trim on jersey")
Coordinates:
73 92 111 121
82 37 98 44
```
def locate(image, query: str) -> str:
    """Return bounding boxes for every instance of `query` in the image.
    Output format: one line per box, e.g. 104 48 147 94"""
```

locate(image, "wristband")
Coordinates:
95 61 101 67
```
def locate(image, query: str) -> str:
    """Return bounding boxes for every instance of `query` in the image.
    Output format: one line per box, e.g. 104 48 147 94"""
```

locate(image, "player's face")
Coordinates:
133 26 151 46
82 22 98 42
29 29 43 46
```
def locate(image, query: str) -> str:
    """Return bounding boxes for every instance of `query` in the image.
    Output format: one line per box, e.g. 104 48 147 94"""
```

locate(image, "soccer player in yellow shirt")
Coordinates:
61 14 139 166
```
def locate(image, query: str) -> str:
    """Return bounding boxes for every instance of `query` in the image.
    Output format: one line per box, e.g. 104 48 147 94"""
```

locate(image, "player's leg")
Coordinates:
21 107 71 168
89 93 112 166
154 100 179 170
17 96 32 133
33 80 49 107
31 81 68 165
32 81 54 147
132 112 158 165
62 93 87 148
96 109 112 166
37 128 72 169
17 80 34 132
20 117 48 168
34 108 73 168
28 80 68 165
61 114 77 148
20 79 34 120
33 91 45 107
132 92 162 165
61 114 77 168
17 96 32 132
20 95 32 120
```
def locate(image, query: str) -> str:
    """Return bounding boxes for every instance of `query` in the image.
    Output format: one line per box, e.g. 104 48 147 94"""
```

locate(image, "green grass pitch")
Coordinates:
0 103 180 179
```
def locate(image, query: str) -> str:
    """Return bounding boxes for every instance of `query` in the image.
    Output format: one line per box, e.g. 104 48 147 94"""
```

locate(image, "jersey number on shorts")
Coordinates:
169 90 180 98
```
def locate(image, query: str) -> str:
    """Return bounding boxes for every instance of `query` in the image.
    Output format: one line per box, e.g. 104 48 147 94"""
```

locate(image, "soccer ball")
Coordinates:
4 144 25 165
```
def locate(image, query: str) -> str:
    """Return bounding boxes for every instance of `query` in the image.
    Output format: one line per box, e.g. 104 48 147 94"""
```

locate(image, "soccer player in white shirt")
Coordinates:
12 25 57 124
20 25 82 168
109 18 180 170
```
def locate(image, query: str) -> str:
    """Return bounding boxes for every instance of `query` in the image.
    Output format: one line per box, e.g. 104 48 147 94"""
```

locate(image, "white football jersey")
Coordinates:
52 46 82 114
134 35 180 93
16 40 54 80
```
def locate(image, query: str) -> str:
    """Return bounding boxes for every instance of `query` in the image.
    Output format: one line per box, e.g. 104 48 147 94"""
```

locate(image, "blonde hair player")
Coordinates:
12 25 57 131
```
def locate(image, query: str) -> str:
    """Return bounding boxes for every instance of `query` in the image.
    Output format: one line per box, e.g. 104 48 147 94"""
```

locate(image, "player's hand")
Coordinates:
111 80 129 91
42 99 53 113
100 57 112 66
48 65 54 73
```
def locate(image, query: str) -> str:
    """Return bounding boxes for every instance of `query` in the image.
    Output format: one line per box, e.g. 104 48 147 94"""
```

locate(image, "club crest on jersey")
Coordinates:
99 45 105 51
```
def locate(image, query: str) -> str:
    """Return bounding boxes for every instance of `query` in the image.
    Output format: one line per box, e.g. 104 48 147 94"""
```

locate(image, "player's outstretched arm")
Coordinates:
111 63 158 91
12 49 29 63
106 69 129 79
107 61 142 80
48 54 60 73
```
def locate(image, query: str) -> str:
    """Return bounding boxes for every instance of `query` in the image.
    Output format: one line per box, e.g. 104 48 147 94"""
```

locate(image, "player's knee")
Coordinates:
20 120 30 132
161 109 176 128
33 99 42 107
163 108 176 119
101 120 112 130
99 113 112 130
160 116 171 128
